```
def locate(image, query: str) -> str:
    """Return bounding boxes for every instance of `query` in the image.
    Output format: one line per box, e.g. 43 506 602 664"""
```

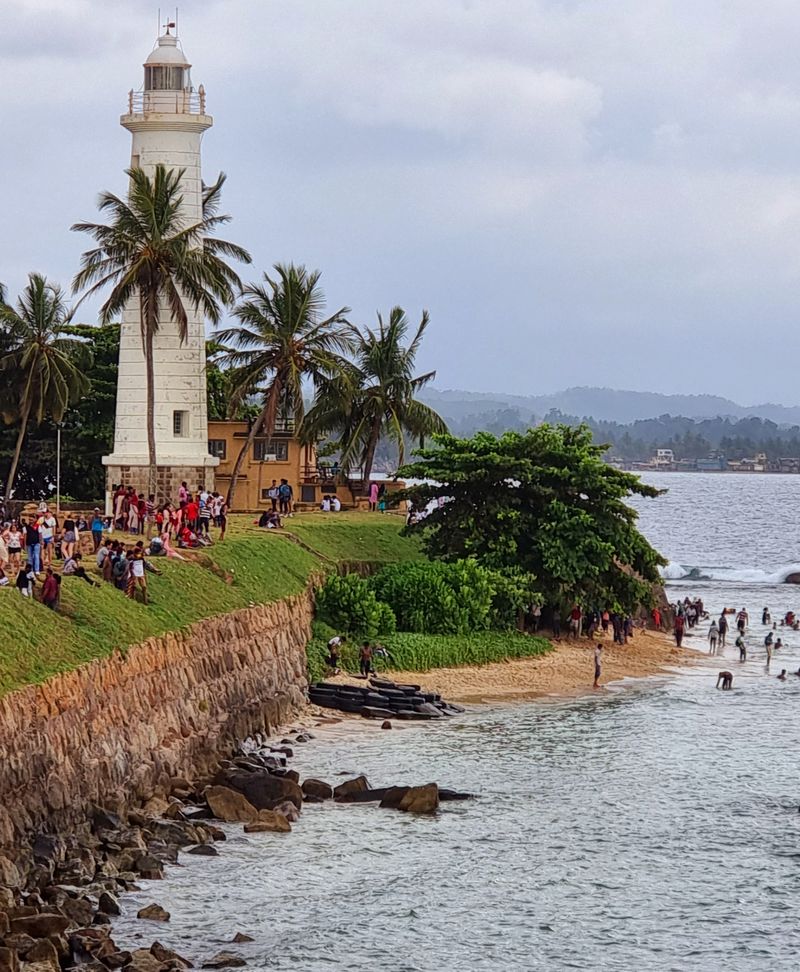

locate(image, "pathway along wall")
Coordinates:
0 590 313 848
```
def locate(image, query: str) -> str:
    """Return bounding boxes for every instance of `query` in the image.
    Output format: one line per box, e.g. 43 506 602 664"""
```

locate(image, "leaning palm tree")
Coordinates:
71 165 251 493
217 263 353 509
305 307 448 489
0 273 90 498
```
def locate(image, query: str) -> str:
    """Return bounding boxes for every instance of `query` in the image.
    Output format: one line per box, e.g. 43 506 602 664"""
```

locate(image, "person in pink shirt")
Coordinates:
369 482 379 512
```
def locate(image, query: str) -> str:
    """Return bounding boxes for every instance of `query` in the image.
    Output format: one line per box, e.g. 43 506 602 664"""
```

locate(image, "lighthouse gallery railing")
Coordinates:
126 87 206 115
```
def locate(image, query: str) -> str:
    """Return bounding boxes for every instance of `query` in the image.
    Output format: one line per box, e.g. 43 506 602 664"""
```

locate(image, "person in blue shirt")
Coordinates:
90 507 105 552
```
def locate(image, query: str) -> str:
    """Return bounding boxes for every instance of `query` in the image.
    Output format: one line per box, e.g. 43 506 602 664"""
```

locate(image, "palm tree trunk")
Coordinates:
5 401 31 500
226 380 282 509
361 420 381 494
144 326 157 498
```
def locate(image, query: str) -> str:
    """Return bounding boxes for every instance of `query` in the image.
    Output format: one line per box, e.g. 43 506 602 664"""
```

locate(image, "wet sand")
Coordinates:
329 629 703 703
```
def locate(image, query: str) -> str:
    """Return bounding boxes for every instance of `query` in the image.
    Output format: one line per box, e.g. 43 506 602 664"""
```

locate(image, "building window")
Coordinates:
173 410 188 437
254 440 288 462
145 65 185 91
208 439 226 460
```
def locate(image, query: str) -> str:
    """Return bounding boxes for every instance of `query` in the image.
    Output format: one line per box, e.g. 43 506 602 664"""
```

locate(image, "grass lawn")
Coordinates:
0 513 420 696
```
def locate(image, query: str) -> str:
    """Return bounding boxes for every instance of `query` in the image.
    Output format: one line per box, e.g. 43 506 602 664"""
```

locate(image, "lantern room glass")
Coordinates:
144 65 186 91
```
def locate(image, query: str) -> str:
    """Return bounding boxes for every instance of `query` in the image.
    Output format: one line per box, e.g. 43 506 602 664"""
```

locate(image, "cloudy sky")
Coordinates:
3 0 800 401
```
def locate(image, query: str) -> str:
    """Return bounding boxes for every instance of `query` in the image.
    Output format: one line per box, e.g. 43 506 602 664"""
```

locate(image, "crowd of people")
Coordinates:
0 480 230 609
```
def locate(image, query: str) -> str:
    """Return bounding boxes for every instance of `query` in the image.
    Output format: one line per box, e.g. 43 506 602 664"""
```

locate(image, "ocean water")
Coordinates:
113 473 800 971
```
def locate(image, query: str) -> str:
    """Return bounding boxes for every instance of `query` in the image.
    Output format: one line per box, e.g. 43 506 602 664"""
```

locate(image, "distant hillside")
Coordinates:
420 387 800 426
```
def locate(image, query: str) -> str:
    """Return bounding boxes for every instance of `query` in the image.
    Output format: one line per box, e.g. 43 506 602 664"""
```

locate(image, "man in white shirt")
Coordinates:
331 496 341 512
38 509 57 569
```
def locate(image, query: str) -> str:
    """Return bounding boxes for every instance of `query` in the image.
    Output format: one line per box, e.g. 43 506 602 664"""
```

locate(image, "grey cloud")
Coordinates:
3 0 800 401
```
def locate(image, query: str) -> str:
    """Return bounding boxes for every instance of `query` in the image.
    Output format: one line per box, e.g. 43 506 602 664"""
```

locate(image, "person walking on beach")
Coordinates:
718 613 728 647
593 642 603 689
736 633 747 662
674 613 685 647
708 620 719 654
569 604 582 640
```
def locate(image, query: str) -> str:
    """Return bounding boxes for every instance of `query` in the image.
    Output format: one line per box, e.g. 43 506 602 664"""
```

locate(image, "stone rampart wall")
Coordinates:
0 590 313 848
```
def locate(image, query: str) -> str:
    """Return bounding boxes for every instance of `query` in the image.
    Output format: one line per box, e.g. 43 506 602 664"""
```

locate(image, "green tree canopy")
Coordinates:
399 424 666 613
217 263 353 508
0 274 91 499
303 307 448 488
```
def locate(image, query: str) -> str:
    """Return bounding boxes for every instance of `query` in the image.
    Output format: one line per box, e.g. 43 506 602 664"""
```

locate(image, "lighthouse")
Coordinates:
102 26 218 503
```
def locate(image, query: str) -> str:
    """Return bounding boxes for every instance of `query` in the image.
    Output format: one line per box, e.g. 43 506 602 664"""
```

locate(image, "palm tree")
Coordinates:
217 263 353 509
0 274 90 498
304 307 448 488
71 165 251 494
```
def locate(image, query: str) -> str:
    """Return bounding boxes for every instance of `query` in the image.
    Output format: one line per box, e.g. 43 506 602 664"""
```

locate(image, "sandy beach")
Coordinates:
328 629 704 704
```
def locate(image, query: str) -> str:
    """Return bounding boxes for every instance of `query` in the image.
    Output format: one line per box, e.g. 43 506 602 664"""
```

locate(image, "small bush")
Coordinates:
315 574 396 639
369 560 496 634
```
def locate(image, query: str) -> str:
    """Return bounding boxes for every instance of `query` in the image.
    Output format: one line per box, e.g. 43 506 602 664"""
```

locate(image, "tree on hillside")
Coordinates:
71 166 251 494
0 274 91 498
217 263 353 508
304 307 448 488
399 424 666 614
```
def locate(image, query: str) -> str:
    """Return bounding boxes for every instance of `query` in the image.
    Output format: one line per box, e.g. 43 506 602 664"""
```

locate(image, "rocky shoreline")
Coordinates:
0 710 471 972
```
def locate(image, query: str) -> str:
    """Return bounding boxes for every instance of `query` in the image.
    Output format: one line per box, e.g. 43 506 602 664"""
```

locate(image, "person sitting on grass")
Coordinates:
40 567 59 610
15 561 35 597
63 552 100 587
0 565 9 587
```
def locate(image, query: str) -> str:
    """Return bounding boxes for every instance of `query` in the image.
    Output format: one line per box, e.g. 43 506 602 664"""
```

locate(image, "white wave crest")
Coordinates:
660 561 800 584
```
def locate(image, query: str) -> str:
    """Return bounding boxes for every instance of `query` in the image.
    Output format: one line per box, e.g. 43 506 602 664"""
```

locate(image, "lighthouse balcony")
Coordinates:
127 87 207 116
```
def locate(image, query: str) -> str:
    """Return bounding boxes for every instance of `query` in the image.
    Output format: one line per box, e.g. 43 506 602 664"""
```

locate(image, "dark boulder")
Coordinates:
333 776 370 801
224 771 303 811
301 779 333 801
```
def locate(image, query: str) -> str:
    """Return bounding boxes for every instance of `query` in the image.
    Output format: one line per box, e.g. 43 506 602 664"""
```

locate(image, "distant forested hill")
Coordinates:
419 387 800 426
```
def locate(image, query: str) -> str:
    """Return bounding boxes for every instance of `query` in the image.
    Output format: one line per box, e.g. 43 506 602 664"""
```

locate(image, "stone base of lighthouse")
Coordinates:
104 463 216 510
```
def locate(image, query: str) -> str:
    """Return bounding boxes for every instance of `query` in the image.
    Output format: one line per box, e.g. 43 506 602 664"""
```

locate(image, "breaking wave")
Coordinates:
660 561 800 584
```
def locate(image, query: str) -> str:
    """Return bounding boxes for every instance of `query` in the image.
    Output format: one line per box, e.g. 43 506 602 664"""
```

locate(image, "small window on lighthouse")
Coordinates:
173 410 188 437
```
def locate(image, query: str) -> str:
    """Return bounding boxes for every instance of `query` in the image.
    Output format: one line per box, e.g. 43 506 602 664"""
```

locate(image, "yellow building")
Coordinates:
208 419 336 511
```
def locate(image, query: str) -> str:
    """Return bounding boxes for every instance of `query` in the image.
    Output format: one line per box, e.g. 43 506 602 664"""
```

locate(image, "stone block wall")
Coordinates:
0 590 313 848
106 464 216 506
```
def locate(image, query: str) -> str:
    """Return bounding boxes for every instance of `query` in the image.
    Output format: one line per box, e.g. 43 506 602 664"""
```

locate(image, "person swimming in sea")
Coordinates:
778 669 788 681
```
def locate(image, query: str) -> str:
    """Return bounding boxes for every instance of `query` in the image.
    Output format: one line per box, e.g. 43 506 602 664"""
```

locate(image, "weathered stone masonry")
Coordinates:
0 590 313 848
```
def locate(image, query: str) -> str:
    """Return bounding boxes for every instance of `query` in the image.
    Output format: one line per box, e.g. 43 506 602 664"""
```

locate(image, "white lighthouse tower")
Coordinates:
102 26 218 502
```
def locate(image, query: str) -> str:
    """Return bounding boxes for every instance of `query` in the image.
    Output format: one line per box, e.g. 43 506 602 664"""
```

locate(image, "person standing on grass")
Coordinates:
5 521 22 574
129 543 148 604
179 481 188 505
359 641 374 678
199 498 212 537
90 508 105 551
368 482 379 512
39 508 56 569
593 642 603 689
218 498 228 541
268 480 279 512
41 567 59 610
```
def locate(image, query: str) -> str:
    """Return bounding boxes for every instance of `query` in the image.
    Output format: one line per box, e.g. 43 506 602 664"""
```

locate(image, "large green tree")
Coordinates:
71 166 251 494
304 306 448 488
217 263 352 509
0 274 91 499
399 424 666 613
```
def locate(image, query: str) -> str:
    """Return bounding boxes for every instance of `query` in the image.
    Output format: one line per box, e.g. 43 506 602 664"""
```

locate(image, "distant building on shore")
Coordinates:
696 453 727 471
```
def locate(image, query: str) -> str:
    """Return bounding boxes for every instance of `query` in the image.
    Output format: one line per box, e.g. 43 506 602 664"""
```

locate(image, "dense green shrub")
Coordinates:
488 569 540 630
385 631 551 671
315 574 396 639
369 559 499 634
